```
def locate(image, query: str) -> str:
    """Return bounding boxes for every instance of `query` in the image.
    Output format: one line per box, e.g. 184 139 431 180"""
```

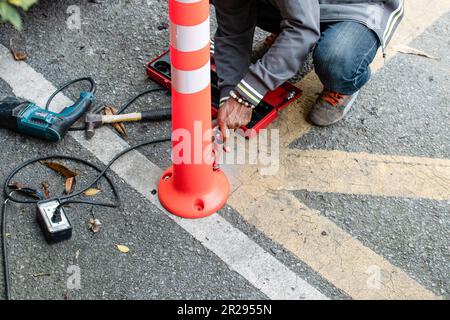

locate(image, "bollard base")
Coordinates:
158 166 230 219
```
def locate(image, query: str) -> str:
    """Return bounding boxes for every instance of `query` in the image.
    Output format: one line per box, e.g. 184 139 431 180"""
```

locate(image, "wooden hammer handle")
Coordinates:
101 113 142 124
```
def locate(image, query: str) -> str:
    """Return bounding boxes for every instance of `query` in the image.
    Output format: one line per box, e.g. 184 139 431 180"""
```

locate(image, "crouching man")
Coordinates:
212 0 404 133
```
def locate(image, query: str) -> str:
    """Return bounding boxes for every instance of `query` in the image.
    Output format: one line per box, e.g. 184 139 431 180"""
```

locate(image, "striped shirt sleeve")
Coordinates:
235 73 269 106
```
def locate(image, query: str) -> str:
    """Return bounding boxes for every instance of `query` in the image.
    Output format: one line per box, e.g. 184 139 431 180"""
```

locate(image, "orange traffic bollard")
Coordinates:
158 0 229 219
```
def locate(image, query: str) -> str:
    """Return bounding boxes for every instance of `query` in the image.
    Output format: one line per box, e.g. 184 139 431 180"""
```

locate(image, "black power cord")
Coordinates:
1 82 172 300
117 87 167 114
1 195 12 300
42 77 98 132
44 77 97 111
1 137 171 300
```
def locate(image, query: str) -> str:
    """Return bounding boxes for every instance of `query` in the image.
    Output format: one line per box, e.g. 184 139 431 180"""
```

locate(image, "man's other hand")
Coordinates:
217 98 253 143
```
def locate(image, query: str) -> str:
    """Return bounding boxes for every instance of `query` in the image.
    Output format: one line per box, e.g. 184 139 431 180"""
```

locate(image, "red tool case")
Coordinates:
146 50 301 138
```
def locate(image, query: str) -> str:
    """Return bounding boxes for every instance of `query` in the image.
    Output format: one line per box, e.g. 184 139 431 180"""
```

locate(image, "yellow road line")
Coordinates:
264 150 450 201
230 189 437 300
228 0 450 299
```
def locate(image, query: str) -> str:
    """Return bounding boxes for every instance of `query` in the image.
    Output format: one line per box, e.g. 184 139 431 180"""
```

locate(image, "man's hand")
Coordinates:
217 98 253 143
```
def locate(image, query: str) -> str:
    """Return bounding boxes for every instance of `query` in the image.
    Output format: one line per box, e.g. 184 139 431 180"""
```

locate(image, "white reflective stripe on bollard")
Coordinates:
172 61 211 94
175 0 203 3
170 19 210 52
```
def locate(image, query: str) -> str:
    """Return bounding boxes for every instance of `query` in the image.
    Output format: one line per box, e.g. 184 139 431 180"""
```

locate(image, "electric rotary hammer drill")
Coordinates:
0 77 96 142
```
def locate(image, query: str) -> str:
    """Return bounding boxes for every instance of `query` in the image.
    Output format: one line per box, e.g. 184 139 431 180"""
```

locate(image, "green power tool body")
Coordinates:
0 93 94 141
0 78 95 142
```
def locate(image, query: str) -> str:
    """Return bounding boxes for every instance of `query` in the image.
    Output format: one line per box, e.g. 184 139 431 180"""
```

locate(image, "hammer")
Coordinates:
85 106 171 139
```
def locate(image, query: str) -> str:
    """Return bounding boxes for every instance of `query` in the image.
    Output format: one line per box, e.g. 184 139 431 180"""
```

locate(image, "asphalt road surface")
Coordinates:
0 0 448 300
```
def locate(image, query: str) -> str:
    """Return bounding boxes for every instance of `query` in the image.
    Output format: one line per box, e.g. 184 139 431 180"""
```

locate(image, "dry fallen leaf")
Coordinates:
8 182 43 199
84 188 101 196
41 181 50 199
40 161 77 178
65 177 76 195
33 272 51 278
9 39 28 61
116 245 130 253
393 45 440 60
8 182 26 190
40 161 78 195
11 49 28 61
104 105 128 138
88 218 102 233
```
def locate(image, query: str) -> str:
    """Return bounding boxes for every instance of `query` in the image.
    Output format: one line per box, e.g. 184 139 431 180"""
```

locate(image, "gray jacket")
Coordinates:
212 0 404 106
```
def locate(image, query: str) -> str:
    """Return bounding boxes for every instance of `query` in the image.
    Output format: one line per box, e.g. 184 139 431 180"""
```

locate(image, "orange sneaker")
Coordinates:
309 89 360 126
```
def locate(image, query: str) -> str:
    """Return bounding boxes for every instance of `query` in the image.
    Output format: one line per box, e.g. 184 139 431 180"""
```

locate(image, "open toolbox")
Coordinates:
146 50 302 138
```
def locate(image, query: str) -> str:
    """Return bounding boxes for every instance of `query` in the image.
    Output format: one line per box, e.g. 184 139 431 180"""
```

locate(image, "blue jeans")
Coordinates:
313 22 380 95
256 2 380 95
